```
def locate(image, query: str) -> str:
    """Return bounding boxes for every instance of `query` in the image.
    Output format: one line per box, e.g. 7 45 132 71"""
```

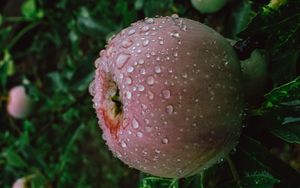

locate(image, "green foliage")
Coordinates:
0 0 299 187
238 0 300 57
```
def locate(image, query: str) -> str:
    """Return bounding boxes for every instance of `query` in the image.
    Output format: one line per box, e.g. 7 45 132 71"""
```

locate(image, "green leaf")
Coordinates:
2 149 27 168
236 136 300 187
220 171 279 188
240 171 279 188
0 14 3 26
30 174 47 188
139 175 178 188
238 1 300 56
21 0 44 20
271 124 300 144
77 7 110 37
262 76 300 110
0 49 14 87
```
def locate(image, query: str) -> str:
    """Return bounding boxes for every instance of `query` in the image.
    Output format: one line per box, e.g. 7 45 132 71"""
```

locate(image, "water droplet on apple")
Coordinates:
147 76 155 85
125 77 132 85
148 91 155 100
165 105 174 114
116 53 130 69
121 141 127 148
162 90 171 99
128 29 136 36
138 59 145 65
137 132 143 138
143 40 150 47
132 118 139 129
122 39 133 48
170 30 180 38
138 85 145 91
126 91 132 99
127 66 134 73
145 18 154 24
162 137 169 144
141 25 150 32
154 66 161 73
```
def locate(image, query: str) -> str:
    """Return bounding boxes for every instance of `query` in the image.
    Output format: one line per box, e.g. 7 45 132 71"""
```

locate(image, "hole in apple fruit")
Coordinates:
110 84 123 116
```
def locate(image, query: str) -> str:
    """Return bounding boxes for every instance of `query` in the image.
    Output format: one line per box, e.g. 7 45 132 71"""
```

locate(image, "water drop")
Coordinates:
127 66 134 73
148 91 155 100
138 85 145 91
165 105 174 114
137 132 143 138
154 66 161 73
162 90 171 99
145 18 154 24
121 141 127 148
128 29 136 36
125 77 132 85
116 53 130 69
181 73 188 78
89 81 96 96
143 40 150 47
173 52 178 57
132 118 139 129
138 59 145 65
122 39 133 48
192 122 197 127
171 14 179 19
159 40 164 45
140 68 146 75
126 91 132 99
147 76 155 85
170 30 180 38
162 137 169 144
141 25 150 32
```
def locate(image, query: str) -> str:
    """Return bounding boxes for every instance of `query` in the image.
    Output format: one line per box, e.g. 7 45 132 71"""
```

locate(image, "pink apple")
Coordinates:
7 85 33 119
90 16 244 178
12 178 28 188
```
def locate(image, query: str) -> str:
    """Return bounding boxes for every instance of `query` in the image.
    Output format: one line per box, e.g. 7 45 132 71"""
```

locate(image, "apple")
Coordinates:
90 15 244 178
7 85 33 119
191 0 229 14
12 178 28 188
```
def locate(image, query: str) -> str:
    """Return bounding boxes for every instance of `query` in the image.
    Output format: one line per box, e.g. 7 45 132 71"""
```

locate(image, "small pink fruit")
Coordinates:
12 178 28 188
7 85 33 119
191 0 229 13
90 16 244 178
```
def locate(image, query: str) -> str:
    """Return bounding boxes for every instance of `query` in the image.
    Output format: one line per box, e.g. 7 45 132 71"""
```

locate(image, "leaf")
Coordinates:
139 175 178 188
238 1 300 56
0 14 3 26
77 7 110 37
271 124 300 144
235 136 300 187
262 76 300 110
219 171 279 188
47 72 68 92
30 174 47 188
0 49 14 88
2 149 27 168
240 171 279 188
21 0 44 20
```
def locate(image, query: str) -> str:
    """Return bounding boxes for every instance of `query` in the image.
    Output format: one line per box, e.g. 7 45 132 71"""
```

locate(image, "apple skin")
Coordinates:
191 0 229 14
7 85 33 119
90 16 244 178
12 178 28 188
241 50 268 98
